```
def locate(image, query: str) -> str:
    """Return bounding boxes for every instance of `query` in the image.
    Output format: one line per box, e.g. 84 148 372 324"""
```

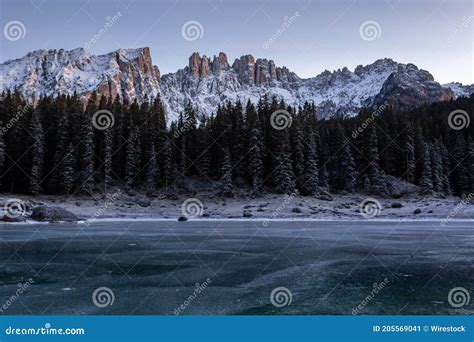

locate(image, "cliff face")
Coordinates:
0 47 160 104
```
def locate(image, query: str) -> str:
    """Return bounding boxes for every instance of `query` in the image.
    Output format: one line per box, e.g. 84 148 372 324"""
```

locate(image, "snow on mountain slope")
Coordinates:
442 82 474 98
0 47 470 122
0 47 160 104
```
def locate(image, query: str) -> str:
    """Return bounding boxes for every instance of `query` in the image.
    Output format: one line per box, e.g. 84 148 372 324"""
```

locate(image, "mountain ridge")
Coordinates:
0 47 471 121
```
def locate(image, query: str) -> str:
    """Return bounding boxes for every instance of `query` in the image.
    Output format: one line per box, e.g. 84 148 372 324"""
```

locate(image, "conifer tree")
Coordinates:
248 117 264 193
430 142 443 193
219 147 233 196
146 141 157 195
29 111 44 195
125 126 141 186
402 122 416 183
420 142 433 193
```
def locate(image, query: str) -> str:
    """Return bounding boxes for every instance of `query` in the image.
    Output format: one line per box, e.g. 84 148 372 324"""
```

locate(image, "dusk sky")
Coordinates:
1 0 473 84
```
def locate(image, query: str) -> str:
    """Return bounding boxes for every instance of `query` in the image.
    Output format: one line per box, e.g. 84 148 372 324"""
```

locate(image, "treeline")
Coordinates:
0 90 472 197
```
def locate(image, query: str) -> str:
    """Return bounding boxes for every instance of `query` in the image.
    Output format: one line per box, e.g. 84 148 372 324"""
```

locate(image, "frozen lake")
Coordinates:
0 220 473 315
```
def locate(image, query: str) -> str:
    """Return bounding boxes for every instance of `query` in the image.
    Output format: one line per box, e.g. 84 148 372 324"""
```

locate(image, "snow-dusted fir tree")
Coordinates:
80 94 96 194
430 142 444 193
146 141 157 195
340 139 357 193
248 119 264 193
301 129 319 195
29 111 44 195
103 128 113 192
62 143 75 195
125 126 141 187
273 150 296 194
452 134 470 195
366 125 387 195
162 135 177 190
420 142 433 193
290 118 305 191
319 164 329 189
439 142 452 196
466 136 474 194
219 147 233 196
402 122 416 183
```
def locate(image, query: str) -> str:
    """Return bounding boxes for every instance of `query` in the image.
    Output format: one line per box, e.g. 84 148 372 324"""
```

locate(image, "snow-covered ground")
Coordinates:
2 191 472 222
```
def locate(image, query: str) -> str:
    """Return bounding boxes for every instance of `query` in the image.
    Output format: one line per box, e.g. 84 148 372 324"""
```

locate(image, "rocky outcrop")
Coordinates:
188 52 230 78
373 64 454 112
231 55 299 84
31 205 78 222
232 55 255 84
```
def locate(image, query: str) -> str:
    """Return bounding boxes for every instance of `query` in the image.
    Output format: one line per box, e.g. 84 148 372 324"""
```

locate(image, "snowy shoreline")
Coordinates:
1 191 473 223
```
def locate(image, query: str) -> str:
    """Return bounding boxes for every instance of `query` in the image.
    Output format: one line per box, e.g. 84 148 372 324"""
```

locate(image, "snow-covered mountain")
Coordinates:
0 47 470 121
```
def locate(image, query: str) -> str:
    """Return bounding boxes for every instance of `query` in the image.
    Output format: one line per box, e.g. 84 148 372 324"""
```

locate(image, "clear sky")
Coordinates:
1 0 473 84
